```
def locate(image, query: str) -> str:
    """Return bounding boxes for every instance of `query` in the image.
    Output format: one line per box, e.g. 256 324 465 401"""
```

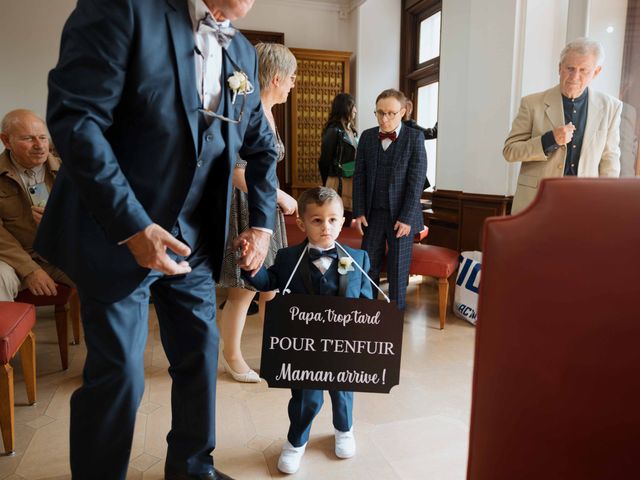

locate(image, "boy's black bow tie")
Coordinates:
308 247 338 261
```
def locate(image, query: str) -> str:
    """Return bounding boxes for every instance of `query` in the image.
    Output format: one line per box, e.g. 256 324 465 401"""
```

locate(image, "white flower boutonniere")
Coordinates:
338 257 355 275
227 70 254 105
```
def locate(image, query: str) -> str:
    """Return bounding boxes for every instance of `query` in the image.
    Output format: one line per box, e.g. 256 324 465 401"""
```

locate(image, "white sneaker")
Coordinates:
277 440 307 474
335 427 356 458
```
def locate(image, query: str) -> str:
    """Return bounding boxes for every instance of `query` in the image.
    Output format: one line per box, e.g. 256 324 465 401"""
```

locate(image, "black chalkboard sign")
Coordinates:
260 294 404 393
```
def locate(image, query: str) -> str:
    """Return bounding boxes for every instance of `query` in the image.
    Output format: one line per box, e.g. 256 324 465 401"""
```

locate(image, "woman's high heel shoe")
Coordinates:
220 355 261 383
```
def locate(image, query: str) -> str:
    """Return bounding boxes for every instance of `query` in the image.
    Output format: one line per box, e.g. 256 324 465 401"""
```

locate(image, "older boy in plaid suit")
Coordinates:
352 89 427 310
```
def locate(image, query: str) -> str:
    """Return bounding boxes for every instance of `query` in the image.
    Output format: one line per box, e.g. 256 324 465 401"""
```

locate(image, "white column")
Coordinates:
566 0 591 41
353 0 402 131
437 0 525 195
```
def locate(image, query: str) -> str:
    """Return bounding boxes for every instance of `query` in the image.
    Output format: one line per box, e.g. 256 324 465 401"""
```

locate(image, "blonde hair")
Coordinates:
255 43 297 91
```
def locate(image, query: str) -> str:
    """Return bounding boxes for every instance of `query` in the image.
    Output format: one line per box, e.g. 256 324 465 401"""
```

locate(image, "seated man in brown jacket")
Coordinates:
0 109 73 301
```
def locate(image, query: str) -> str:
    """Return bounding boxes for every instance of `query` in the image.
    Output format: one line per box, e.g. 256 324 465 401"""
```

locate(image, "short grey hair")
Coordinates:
255 43 297 91
560 37 605 66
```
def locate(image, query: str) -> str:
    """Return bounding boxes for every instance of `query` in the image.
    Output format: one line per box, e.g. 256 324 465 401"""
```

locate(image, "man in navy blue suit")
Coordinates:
35 1 275 479
353 89 427 311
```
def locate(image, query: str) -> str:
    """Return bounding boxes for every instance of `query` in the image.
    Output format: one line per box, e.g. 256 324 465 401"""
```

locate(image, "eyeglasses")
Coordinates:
374 110 401 120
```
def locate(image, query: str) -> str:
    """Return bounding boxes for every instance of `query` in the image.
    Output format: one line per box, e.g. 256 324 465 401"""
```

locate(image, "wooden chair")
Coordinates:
0 301 36 455
14 284 80 370
410 244 459 329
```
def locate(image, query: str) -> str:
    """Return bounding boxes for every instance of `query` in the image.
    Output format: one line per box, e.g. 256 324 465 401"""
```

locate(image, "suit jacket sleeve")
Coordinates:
503 97 548 163
239 52 278 231
397 132 427 228
599 98 623 177
352 132 368 218
46 0 153 243
241 266 279 292
0 220 40 279
359 251 373 300
241 250 286 291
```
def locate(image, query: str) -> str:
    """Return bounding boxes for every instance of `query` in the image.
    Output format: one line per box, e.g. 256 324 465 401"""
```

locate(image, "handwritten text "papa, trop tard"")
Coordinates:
289 306 381 327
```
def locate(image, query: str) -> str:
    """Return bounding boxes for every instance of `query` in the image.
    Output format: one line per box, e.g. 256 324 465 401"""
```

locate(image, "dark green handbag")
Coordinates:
336 133 356 178
339 161 356 178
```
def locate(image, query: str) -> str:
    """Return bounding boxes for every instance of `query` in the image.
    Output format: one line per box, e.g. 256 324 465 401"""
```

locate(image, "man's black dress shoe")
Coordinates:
164 468 234 480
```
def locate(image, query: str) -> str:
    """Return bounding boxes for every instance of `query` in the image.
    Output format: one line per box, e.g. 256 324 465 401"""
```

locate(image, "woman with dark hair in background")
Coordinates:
318 93 358 217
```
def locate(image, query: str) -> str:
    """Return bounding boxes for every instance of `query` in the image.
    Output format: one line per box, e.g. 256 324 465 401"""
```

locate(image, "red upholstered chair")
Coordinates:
410 243 459 329
468 178 640 480
14 284 80 370
0 302 36 455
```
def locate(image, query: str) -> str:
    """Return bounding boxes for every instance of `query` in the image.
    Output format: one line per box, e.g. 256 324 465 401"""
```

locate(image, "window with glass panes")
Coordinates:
401 0 442 191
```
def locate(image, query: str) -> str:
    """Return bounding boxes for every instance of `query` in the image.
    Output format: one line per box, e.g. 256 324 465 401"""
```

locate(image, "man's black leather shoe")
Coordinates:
164 468 234 480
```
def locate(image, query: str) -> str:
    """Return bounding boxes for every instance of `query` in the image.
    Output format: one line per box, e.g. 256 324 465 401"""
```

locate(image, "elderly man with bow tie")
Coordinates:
37 1 277 479
352 89 428 311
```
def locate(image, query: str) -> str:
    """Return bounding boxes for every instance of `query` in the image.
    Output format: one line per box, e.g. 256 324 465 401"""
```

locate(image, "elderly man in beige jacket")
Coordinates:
0 109 73 301
504 37 622 213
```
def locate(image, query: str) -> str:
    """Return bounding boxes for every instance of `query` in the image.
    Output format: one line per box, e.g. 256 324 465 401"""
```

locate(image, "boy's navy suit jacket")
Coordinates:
247 242 374 300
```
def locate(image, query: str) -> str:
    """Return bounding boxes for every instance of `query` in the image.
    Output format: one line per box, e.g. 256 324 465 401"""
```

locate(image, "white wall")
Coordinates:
521 0 569 97
1 0 630 197
436 0 471 189
0 0 76 119
436 0 626 196
354 0 402 131
0 0 357 123
588 0 628 97
437 0 523 195
234 0 356 52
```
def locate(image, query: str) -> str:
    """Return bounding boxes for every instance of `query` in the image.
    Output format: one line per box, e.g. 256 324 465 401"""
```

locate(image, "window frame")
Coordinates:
400 0 442 103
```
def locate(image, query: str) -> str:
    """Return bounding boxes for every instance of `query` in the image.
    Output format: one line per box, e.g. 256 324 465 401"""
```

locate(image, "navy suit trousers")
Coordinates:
362 208 414 310
287 389 353 447
72 248 219 480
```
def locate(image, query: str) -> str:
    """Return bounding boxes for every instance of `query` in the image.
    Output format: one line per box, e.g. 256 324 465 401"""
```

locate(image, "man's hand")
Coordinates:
354 215 368 236
552 122 576 145
31 206 45 226
394 221 411 238
126 223 191 275
233 227 271 275
24 268 58 296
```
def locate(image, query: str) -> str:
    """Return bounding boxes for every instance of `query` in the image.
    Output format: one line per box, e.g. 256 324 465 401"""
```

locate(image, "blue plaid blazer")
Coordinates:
352 125 428 233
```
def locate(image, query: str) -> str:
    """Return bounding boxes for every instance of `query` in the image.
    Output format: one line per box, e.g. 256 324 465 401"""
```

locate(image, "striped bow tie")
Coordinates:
198 13 237 49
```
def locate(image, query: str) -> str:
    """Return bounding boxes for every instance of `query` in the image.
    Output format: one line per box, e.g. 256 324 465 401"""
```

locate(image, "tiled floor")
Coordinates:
1 278 476 479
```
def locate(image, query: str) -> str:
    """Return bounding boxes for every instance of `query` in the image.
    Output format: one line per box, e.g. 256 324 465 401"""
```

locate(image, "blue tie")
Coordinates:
197 13 237 49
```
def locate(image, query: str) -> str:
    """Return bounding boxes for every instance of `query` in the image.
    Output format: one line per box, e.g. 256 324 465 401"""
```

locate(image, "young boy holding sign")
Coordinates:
244 186 373 474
